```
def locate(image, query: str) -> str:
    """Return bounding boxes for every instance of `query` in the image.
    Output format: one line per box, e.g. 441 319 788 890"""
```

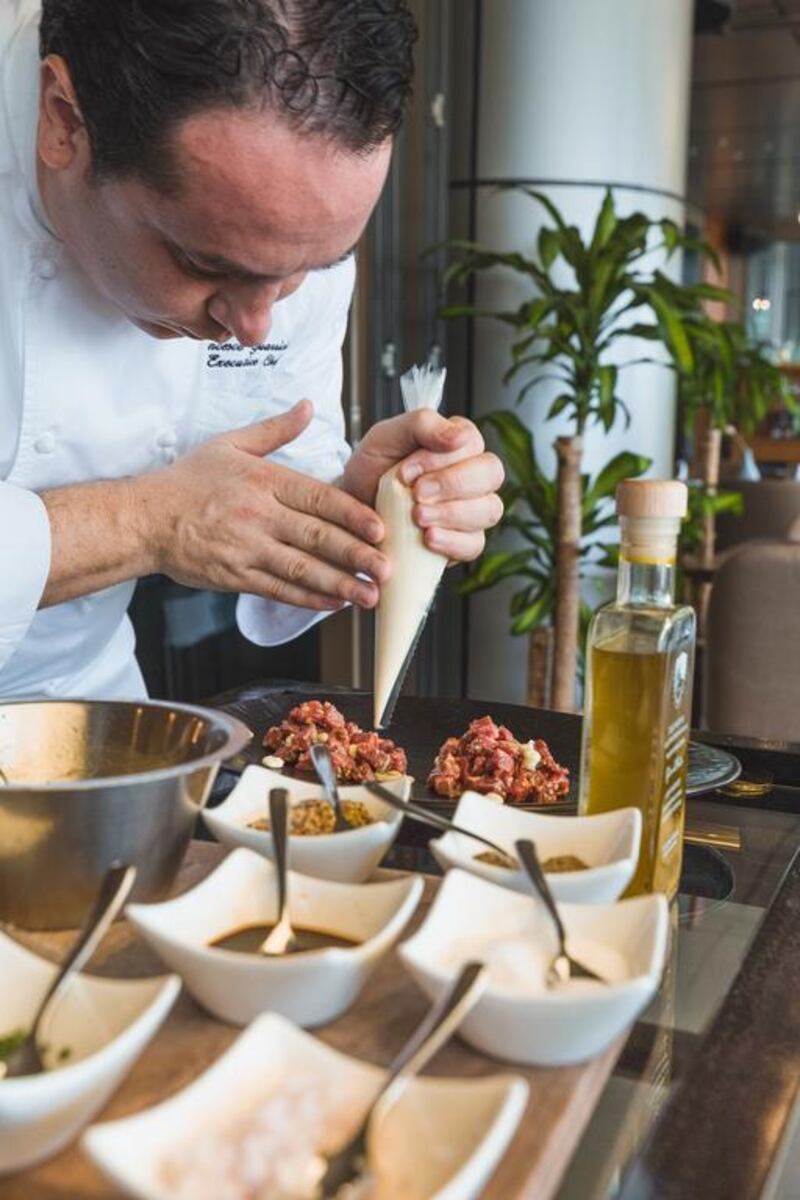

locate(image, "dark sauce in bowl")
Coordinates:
210 924 360 955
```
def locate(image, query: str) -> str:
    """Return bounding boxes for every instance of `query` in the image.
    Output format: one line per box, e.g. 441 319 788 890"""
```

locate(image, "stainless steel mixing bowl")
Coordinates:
0 699 251 929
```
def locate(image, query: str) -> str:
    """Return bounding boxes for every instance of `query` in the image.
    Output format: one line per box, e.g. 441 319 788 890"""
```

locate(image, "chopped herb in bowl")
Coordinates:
0 1029 27 1061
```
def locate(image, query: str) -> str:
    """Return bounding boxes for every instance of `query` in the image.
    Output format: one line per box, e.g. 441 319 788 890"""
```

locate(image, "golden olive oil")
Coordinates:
583 640 691 897
579 480 695 901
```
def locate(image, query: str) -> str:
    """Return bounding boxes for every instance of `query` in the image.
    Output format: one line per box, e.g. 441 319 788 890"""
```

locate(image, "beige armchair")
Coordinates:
715 480 800 552
703 518 800 742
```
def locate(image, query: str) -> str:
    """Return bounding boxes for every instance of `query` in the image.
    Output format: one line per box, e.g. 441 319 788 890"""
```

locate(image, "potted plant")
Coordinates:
443 188 730 709
678 316 792 598
461 408 650 705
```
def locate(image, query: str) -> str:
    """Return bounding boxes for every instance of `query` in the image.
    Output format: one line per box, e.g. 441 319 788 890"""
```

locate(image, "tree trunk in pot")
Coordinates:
527 624 553 708
552 435 583 712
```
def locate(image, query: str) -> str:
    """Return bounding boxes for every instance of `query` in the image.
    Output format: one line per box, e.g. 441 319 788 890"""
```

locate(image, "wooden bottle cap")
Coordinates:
616 479 688 519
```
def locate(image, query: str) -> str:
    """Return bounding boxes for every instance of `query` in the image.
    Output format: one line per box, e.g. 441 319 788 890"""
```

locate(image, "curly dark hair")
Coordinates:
39 0 417 189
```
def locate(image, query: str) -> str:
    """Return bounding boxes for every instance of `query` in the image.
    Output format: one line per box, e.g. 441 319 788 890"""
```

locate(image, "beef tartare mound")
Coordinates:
428 715 569 805
263 700 407 783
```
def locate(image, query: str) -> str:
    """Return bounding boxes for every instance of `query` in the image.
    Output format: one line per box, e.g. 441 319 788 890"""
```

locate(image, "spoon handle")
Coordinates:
31 862 137 1042
317 961 486 1197
269 787 290 926
365 781 512 863
384 960 486 1087
309 743 349 831
515 838 567 955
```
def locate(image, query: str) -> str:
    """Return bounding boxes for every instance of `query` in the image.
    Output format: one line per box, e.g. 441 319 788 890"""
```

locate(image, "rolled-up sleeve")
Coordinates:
236 257 354 647
0 482 51 669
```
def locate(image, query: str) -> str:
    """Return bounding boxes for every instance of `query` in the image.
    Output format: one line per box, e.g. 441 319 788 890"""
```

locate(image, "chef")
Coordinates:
0 0 504 700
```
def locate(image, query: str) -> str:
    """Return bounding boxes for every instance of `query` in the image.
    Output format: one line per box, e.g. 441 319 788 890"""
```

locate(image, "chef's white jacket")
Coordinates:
0 1 354 700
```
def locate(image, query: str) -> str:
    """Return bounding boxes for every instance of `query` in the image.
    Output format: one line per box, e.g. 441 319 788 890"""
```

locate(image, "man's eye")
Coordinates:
188 263 226 281
174 249 225 281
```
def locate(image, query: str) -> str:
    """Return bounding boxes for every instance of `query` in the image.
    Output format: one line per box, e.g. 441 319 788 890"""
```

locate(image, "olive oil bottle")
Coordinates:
579 480 695 900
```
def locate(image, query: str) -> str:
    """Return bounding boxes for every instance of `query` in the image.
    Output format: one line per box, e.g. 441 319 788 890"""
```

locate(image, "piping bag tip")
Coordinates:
373 599 434 730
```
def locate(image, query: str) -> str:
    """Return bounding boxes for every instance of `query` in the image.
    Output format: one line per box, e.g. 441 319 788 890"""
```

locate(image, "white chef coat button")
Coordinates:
37 258 57 280
34 432 57 454
156 430 178 449
162 449 178 464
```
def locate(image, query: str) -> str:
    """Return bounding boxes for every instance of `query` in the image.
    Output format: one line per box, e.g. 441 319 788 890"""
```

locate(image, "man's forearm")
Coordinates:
39 477 155 608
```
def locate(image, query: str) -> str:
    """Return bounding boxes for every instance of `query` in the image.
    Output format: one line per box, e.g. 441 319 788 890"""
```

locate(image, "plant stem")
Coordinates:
527 624 554 708
552 435 583 712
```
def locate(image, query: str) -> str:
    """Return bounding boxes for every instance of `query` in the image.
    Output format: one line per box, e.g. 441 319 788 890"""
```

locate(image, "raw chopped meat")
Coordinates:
263 701 407 783
428 715 569 805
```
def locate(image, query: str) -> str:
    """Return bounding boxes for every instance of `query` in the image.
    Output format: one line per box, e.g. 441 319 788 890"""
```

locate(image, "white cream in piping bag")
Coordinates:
373 364 448 728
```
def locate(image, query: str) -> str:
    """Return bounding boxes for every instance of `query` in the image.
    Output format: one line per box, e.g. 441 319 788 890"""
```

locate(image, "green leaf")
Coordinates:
538 227 560 270
660 219 679 255
583 452 652 513
643 286 694 373
592 542 621 569
518 295 561 331
596 364 618 431
625 322 661 341
502 514 555 556
703 490 744 517
546 393 572 420
583 510 620 535
590 190 617 254
511 585 554 635
458 549 534 595
479 410 537 487
509 585 534 617
685 283 736 305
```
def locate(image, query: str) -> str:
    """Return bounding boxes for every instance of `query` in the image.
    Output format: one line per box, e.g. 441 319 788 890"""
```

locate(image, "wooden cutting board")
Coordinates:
4 842 624 1200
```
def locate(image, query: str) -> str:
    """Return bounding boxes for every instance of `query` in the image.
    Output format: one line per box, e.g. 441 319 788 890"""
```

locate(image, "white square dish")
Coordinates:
84 1012 529 1200
429 791 641 903
399 868 669 1067
127 847 423 1027
203 764 412 883
0 933 179 1174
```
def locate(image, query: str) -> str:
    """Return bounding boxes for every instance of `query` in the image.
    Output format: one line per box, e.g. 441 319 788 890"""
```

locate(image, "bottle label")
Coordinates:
653 642 694 899
661 714 689 823
672 650 689 709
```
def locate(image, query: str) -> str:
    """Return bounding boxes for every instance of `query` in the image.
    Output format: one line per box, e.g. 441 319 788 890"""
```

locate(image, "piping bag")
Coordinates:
373 364 448 729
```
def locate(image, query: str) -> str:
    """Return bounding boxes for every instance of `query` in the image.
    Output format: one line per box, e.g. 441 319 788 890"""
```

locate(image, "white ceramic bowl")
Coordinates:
0 932 179 1174
84 1012 528 1200
127 847 423 1027
429 791 641 904
399 869 669 1067
203 764 412 883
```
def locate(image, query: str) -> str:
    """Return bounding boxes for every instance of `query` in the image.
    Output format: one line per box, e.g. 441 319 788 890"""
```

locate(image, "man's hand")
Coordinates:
342 411 505 562
137 400 390 610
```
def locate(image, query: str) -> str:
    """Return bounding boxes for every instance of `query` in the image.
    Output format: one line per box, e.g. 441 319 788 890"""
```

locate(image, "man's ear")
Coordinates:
38 54 87 170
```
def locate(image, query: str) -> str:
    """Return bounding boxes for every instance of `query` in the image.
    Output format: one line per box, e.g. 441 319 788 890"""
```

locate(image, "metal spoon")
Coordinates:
259 787 299 956
317 961 487 1198
0 863 137 1080
363 778 517 869
309 743 352 833
515 839 606 986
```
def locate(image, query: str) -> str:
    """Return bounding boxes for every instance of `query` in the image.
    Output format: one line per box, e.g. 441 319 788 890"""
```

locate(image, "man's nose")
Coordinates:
208 283 280 347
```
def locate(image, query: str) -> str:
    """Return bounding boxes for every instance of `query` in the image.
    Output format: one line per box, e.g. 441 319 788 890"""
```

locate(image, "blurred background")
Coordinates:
131 0 800 739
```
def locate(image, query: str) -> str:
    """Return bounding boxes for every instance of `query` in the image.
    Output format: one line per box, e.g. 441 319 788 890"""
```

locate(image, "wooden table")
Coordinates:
6 842 624 1200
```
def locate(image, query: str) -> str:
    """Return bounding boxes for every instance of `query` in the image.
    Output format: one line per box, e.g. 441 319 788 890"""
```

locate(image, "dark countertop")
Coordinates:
209 680 800 1200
